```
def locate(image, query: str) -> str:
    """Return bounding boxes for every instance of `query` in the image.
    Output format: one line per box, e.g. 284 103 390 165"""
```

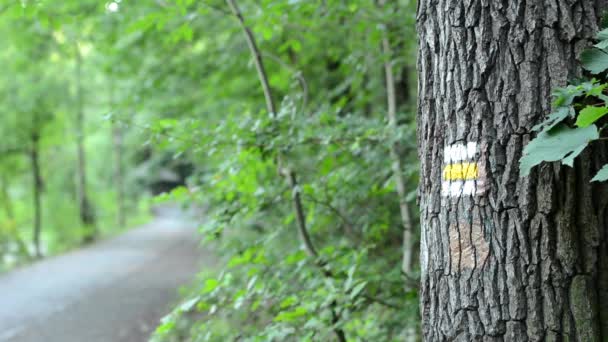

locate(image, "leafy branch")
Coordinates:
225 0 347 340
519 27 608 182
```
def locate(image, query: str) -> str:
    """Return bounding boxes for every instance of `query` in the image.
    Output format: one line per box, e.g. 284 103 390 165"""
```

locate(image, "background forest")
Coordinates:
0 0 420 340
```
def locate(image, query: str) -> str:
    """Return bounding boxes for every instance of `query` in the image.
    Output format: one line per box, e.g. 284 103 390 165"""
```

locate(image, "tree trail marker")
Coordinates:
441 142 486 198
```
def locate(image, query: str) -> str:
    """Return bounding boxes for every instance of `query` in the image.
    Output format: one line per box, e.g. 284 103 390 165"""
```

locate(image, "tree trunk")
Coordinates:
109 76 126 229
30 134 43 259
112 123 126 229
380 17 415 276
417 1 608 340
75 43 96 242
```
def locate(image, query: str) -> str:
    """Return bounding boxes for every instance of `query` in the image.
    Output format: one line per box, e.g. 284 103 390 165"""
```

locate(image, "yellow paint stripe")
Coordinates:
443 163 478 181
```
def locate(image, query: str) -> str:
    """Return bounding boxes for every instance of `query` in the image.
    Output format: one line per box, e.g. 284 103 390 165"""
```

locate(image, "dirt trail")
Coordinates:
0 208 205 342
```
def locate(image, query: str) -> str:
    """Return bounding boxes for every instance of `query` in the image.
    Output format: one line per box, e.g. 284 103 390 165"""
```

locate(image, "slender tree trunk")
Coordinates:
109 76 126 229
30 134 43 259
417 1 608 340
75 43 96 242
379 6 415 277
379 5 418 341
112 124 125 228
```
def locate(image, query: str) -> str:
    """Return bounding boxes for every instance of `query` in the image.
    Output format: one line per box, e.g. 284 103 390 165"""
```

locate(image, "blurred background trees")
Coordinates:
0 0 420 339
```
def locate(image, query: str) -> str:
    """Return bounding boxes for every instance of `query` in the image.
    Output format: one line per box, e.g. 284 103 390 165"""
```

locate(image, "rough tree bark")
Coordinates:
417 1 608 341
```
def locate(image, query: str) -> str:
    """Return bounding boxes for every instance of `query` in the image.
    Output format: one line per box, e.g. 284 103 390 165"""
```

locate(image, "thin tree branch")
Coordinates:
225 0 276 115
225 0 319 262
379 0 415 277
287 171 319 258
225 2 346 340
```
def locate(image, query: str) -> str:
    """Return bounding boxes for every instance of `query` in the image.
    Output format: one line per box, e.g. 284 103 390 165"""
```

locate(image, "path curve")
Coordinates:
0 208 204 342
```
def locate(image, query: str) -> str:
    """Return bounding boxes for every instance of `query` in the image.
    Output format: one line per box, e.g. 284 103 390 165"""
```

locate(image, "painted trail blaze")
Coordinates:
440 142 490 271
441 142 483 198
443 163 478 180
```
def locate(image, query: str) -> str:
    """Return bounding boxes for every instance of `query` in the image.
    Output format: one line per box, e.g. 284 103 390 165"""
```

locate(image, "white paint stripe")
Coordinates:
462 180 476 195
441 180 478 198
443 142 481 198
444 142 478 163
466 142 477 160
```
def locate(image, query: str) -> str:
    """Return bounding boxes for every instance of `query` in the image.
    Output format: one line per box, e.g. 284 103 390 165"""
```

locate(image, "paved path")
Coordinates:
0 209 204 342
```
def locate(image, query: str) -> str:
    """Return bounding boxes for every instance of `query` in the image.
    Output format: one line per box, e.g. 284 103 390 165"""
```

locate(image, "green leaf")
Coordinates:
576 106 608 127
344 265 356 292
583 81 607 97
592 164 608 182
280 296 298 309
553 85 584 107
520 124 599 177
154 321 175 335
178 297 200 312
596 29 608 49
285 250 307 265
349 281 367 300
202 278 220 294
581 48 608 74
274 306 308 322
532 107 572 132
596 40 608 50
598 28 608 40
561 143 588 167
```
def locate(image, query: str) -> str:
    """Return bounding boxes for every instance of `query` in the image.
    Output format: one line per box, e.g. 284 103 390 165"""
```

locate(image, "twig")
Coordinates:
225 0 276 115
287 171 319 258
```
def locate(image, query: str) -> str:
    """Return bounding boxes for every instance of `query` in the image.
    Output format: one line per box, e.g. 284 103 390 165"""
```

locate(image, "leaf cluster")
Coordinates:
520 28 608 181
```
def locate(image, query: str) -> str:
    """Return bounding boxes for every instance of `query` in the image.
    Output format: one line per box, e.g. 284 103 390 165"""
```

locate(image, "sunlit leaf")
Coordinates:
576 106 608 127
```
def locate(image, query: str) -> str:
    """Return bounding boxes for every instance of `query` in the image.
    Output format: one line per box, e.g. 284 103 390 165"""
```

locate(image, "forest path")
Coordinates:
0 207 206 342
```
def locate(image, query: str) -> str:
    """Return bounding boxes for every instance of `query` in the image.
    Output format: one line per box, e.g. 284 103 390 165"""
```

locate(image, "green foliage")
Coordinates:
0 0 150 266
520 124 598 176
3 0 420 339
133 0 420 340
520 25 608 181
576 106 608 127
